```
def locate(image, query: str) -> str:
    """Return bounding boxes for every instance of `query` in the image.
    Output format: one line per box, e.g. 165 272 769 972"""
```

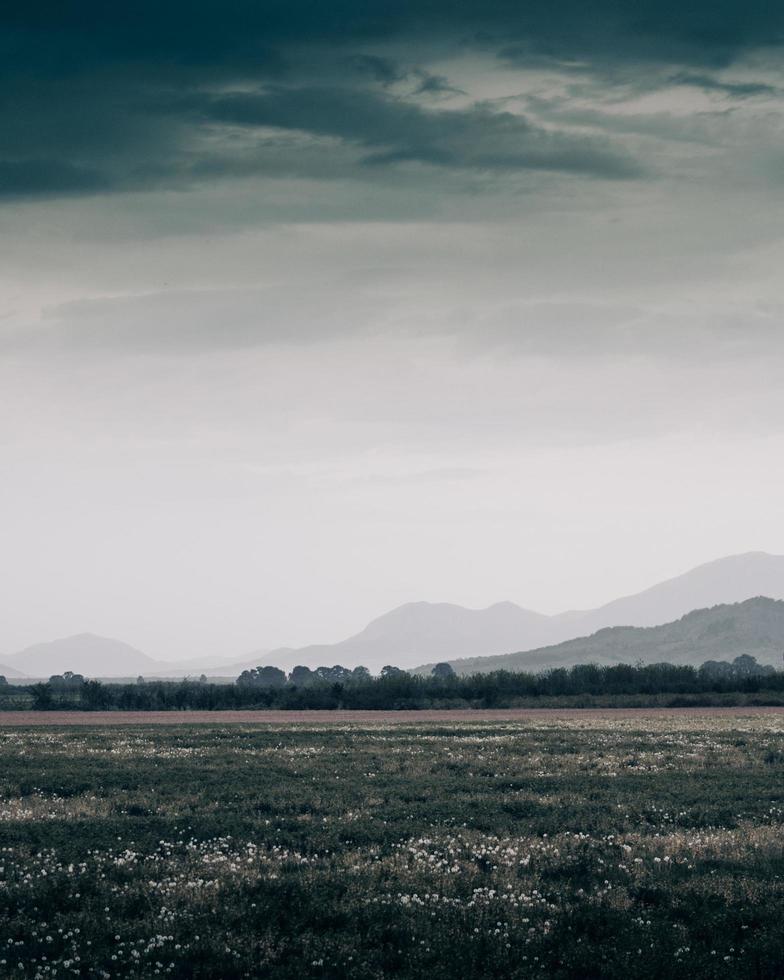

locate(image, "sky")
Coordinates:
2 1 784 660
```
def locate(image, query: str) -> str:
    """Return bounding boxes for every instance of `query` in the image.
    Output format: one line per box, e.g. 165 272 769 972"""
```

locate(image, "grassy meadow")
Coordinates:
1 714 783 979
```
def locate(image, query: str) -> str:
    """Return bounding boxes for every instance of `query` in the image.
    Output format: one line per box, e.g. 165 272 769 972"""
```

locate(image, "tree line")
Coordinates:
0 654 782 710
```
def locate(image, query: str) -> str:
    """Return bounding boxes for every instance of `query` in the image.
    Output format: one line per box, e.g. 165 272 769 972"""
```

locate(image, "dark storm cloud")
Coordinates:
348 58 464 97
5 1 784 74
0 159 108 195
348 55 407 87
412 73 465 98
201 87 641 177
0 77 640 201
1 0 783 199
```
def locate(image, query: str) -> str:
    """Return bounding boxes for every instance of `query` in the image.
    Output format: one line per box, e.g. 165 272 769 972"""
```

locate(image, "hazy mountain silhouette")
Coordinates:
224 552 784 674
6 634 159 678
424 596 784 674
215 601 554 675
10 552 784 677
0 663 25 679
560 551 784 633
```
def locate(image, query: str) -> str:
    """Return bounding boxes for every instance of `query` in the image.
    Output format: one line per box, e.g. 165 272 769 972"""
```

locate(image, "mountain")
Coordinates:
145 652 270 677
211 601 555 675
9 552 784 677
6 633 159 679
0 663 25 679
227 552 784 674
425 597 784 675
4 635 270 680
561 552 784 635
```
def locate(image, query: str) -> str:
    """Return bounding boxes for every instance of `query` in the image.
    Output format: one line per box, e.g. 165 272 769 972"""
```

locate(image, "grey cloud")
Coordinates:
412 71 466 98
202 86 643 178
668 72 779 99
463 300 784 365
12 283 784 365
523 94 730 147
12 281 399 354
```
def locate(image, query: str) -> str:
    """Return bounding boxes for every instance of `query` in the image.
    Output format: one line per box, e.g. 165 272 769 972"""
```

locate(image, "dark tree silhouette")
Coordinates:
237 666 287 688
289 665 314 686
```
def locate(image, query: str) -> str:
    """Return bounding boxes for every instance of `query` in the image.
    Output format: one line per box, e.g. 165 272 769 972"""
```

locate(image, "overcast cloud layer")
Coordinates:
2 2 784 660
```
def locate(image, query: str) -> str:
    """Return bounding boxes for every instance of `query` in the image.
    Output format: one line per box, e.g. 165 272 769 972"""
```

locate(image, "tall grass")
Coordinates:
0 715 782 978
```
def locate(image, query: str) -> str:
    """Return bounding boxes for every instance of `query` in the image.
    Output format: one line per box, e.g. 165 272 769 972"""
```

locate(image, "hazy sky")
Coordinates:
3 2 784 660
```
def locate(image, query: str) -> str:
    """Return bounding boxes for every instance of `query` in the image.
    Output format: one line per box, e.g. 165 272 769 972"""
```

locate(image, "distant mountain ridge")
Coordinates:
3 634 252 680
222 551 784 674
5 634 158 679
7 551 784 677
213 601 556 676
558 551 784 632
421 596 784 675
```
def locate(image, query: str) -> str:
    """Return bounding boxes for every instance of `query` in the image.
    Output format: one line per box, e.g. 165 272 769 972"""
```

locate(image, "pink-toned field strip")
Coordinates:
0 707 782 726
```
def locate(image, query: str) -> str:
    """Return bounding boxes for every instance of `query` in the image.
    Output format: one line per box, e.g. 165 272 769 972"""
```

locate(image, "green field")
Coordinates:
1 714 783 979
